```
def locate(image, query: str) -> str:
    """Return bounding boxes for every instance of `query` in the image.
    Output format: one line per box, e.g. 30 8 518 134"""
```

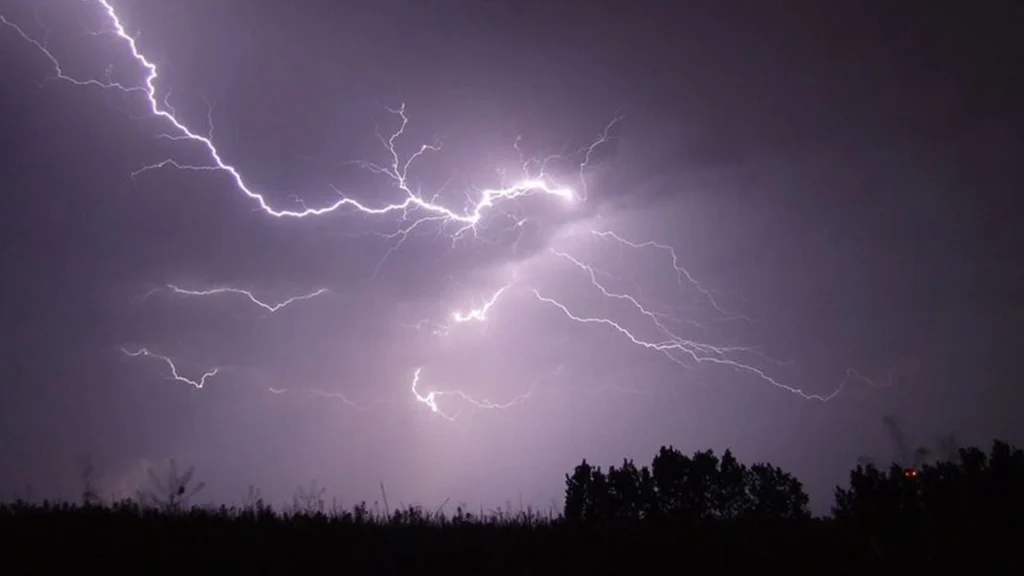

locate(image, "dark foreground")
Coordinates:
3 439 1022 574
3 498 1018 574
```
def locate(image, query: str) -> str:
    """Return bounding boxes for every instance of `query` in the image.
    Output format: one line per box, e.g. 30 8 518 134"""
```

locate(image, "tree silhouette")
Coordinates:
138 458 205 512
564 446 809 526
835 439 1024 560
606 458 653 522
651 447 720 522
564 458 595 523
714 449 751 520
745 462 810 521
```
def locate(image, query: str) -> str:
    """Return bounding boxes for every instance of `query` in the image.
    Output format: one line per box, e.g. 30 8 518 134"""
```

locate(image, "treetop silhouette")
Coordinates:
564 445 810 525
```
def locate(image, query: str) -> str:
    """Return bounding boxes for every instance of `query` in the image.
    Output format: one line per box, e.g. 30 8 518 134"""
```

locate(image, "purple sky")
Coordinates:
1 0 1021 514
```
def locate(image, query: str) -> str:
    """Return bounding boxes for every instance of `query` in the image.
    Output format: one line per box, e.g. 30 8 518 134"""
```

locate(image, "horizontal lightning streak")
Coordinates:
410 367 562 421
166 285 328 313
121 347 218 389
306 389 390 412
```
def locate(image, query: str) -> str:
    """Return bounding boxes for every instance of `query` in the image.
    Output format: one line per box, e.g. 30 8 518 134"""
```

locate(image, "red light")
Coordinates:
904 469 918 478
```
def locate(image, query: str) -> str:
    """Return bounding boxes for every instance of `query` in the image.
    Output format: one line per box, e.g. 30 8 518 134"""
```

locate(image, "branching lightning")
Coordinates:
2 1 877 422
591 230 752 323
2 5 577 229
530 289 840 402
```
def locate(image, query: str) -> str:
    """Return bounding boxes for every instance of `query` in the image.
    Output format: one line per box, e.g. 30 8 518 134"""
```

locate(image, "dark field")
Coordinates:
3 441 1021 574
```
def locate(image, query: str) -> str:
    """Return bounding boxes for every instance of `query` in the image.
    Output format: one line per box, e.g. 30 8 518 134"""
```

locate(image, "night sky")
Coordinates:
1 0 1021 515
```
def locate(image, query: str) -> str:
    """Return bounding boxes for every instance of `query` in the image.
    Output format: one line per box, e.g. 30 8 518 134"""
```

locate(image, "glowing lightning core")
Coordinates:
450 284 511 324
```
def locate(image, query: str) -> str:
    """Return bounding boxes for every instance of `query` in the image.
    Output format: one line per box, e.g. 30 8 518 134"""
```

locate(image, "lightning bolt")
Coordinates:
410 368 455 421
306 389 391 412
410 366 562 421
450 283 511 324
165 285 328 313
259 386 392 412
529 290 844 401
2 5 577 231
120 348 218 389
2 2 881 422
591 230 751 323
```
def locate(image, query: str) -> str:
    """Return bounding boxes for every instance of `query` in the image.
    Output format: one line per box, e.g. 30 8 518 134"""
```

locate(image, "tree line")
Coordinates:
564 447 809 525
563 439 1023 523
